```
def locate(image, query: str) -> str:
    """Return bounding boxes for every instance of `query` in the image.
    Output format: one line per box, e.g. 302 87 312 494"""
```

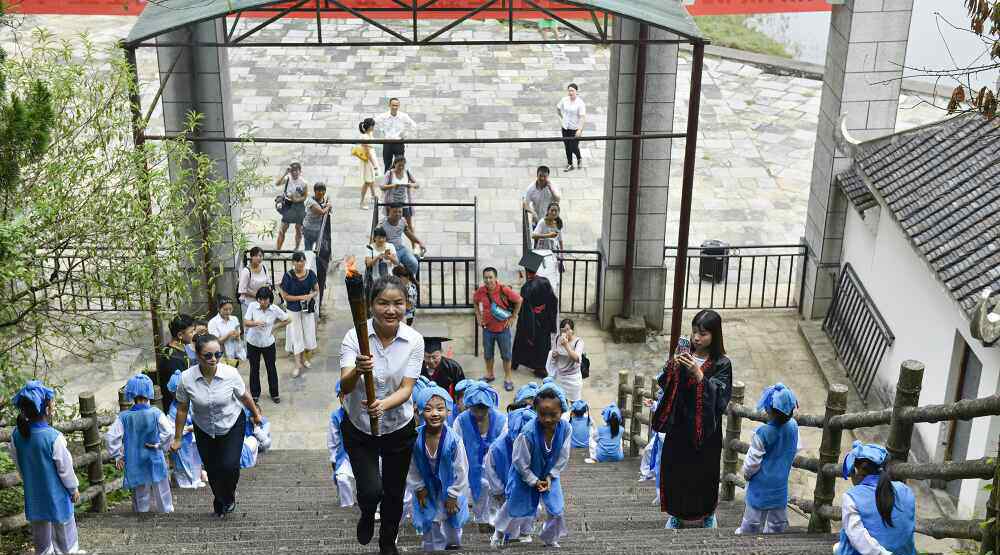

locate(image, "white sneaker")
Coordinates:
490 531 505 548
545 541 561 548
517 535 532 544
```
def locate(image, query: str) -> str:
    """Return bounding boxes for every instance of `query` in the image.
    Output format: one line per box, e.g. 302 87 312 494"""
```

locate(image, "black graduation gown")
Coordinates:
511 276 558 373
421 357 466 399
652 356 733 520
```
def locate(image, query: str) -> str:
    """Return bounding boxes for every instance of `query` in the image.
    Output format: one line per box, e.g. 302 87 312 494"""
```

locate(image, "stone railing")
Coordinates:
0 392 123 532
618 361 1000 553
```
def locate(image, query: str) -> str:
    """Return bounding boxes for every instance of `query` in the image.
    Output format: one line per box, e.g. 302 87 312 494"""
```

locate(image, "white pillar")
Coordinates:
801 0 913 319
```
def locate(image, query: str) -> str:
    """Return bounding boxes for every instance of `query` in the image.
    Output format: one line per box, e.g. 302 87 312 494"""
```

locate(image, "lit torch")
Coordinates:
344 256 379 435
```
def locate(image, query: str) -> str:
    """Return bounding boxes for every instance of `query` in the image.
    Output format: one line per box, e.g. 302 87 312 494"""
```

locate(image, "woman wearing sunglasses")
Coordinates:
169 333 263 517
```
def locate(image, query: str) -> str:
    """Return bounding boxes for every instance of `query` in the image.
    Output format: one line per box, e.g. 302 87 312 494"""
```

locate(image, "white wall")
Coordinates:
841 205 1000 517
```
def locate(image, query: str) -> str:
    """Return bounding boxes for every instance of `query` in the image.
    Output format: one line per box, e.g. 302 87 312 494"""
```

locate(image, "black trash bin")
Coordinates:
699 240 729 282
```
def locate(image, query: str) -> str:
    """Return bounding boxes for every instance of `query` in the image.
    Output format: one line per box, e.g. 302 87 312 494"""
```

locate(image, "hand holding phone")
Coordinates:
676 336 691 356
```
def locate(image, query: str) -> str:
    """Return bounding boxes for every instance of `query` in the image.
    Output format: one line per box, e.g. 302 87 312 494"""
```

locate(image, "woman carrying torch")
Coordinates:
340 263 423 555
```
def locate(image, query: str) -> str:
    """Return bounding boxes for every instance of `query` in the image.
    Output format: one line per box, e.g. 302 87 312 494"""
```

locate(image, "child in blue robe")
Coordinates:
736 383 800 535
587 403 624 463
485 404 536 545
453 381 506 524
10 381 84 554
569 399 591 448
492 382 571 549
165 370 205 489
327 381 356 507
406 385 471 552
240 406 272 468
447 378 474 426
106 374 175 513
834 441 917 555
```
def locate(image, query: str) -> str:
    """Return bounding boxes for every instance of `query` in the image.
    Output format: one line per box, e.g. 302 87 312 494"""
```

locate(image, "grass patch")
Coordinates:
694 15 792 58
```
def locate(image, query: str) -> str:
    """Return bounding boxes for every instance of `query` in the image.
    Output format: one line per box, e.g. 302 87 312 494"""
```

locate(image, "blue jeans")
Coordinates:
482 328 513 361
394 243 419 278
303 228 319 251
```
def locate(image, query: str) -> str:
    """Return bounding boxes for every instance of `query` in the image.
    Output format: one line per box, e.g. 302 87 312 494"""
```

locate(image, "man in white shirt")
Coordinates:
556 83 586 171
374 98 418 173
522 166 562 226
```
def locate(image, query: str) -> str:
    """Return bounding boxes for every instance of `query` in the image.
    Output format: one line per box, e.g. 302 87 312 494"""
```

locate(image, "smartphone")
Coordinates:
676 336 691 356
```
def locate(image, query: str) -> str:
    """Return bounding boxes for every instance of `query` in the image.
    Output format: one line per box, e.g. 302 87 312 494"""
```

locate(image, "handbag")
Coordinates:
351 145 369 162
274 176 290 215
490 286 513 321
580 353 590 379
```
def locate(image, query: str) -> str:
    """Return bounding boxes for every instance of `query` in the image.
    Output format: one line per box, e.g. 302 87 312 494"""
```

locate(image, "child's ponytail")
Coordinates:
875 462 897 527
609 413 620 438
16 397 42 439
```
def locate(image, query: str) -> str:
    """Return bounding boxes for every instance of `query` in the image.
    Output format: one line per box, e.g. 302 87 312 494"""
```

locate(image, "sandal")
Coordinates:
483 375 496 383
504 380 514 392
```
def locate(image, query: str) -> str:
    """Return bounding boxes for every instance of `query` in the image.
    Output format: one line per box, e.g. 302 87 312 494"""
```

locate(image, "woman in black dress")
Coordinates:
651 309 732 529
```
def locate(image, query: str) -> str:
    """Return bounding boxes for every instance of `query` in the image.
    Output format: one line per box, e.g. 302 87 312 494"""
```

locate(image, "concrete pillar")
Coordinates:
156 20 242 317
598 18 678 330
801 0 913 319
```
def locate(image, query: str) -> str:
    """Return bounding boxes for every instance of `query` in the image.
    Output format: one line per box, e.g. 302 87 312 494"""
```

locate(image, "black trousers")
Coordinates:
194 411 245 513
383 142 405 174
562 127 581 165
342 416 417 550
247 343 279 399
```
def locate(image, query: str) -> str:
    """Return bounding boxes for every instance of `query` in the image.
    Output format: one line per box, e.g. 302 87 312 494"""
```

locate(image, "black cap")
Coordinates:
424 337 451 353
518 251 544 273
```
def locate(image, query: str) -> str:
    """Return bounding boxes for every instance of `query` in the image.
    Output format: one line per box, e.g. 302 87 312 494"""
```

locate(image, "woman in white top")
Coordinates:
339 275 423 554
238 247 270 312
359 118 380 210
243 287 290 404
208 297 246 368
366 227 399 284
546 318 585 402
380 156 419 231
532 202 563 251
556 83 586 172
169 334 263 517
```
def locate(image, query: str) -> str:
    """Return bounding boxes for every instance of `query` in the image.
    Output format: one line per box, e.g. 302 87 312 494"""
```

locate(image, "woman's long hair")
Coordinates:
359 117 375 134
16 397 46 440
608 412 621 438
691 309 726 361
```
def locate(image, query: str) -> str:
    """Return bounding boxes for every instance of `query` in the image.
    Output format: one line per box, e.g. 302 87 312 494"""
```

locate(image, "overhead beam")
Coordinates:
142 131 688 145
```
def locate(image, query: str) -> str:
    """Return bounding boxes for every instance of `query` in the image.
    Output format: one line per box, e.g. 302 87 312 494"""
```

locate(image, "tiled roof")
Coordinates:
835 167 877 211
837 113 1000 315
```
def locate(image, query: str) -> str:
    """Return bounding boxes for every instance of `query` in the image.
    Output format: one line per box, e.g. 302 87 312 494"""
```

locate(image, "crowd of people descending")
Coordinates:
9 93 915 555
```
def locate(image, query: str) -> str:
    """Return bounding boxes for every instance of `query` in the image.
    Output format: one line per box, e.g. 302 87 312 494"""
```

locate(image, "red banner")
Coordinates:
7 0 830 17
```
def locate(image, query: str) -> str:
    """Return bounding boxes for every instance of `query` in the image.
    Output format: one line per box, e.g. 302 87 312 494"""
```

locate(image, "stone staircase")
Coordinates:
78 449 839 554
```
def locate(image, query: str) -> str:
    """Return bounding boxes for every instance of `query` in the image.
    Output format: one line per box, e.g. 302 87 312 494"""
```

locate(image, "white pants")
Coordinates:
132 478 174 513
493 503 566 545
335 461 357 507
735 504 789 535
471 487 491 524
31 517 82 554
421 521 462 552
286 310 317 355
554 372 582 403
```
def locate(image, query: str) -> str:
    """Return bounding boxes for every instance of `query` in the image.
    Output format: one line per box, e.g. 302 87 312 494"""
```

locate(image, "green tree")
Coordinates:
0 29 264 422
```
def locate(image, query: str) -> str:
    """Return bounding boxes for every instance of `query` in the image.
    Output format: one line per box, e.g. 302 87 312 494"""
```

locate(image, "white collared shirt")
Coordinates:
374 111 417 140
339 320 424 436
174 364 247 437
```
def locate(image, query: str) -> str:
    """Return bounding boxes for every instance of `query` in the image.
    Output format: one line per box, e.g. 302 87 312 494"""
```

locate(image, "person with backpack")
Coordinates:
473 267 523 392
546 319 585 402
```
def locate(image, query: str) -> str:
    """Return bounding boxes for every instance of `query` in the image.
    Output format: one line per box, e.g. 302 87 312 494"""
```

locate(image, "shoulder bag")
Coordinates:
490 286 513 322
274 176 290 215
351 145 369 161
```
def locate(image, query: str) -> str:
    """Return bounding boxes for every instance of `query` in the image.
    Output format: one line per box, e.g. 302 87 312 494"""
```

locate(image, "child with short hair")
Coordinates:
736 383 799 535
392 265 418 326
586 403 624 463
165 371 205 489
106 373 175 513
448 379 473 426
453 381 506 525
568 399 591 449
492 382 571 548
10 381 84 554
327 382 356 508
833 441 916 555
407 385 470 552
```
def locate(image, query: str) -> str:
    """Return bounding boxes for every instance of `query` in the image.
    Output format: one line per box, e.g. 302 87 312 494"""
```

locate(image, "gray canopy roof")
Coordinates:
125 0 704 46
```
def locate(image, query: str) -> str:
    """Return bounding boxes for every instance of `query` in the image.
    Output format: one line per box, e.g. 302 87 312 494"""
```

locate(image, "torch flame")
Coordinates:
344 255 360 278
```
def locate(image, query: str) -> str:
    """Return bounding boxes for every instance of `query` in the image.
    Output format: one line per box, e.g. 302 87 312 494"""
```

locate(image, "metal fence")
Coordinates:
555 250 601 316
25 252 149 312
663 244 807 310
823 263 895 400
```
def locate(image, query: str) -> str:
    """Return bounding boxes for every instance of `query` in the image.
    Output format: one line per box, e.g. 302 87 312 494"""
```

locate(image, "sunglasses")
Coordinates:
200 351 224 360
